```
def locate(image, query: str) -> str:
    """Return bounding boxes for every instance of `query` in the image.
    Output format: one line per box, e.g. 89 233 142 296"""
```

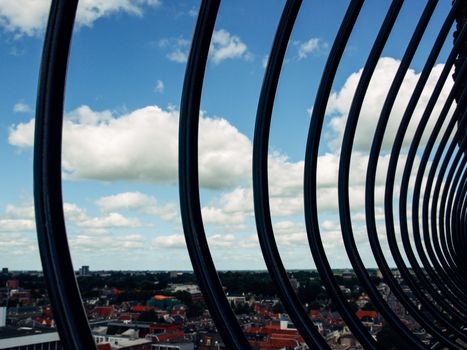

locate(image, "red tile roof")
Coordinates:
355 310 378 319
155 331 185 342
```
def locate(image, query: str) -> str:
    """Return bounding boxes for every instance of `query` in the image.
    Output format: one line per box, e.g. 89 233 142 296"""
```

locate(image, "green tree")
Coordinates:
174 291 192 306
187 302 205 318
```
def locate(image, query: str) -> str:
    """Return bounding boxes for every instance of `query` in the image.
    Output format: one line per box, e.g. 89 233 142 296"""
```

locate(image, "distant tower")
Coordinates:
1 268 8 275
79 265 90 276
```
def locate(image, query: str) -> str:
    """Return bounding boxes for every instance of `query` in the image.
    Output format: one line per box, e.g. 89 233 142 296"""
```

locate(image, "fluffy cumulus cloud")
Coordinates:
325 57 453 152
9 105 252 189
160 29 251 64
296 37 328 60
158 37 191 63
96 192 177 221
209 29 251 64
5 56 443 269
0 0 160 37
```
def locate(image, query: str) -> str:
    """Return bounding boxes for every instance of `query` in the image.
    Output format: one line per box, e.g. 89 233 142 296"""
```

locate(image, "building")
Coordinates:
152 343 194 350
97 338 151 350
5 281 18 290
79 266 90 276
0 308 6 328
0 326 61 350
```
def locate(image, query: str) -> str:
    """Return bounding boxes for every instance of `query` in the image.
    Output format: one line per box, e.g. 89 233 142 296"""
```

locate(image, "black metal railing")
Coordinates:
34 0 466 349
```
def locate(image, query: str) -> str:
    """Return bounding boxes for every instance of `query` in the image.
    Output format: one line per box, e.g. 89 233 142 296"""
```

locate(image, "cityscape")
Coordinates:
0 0 465 349
0 267 430 349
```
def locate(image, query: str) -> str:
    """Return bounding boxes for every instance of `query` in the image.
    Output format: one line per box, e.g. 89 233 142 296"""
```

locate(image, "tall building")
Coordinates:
79 266 90 276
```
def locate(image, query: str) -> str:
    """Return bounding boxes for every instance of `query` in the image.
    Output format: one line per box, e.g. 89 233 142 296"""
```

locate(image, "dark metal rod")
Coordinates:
366 1 466 346
450 162 467 267
337 0 438 348
406 63 467 314
304 1 392 349
252 1 330 348
440 148 467 275
178 0 252 348
456 174 467 263
418 89 467 304
427 106 467 291
34 0 97 349
396 52 467 327
383 20 467 339
432 140 467 281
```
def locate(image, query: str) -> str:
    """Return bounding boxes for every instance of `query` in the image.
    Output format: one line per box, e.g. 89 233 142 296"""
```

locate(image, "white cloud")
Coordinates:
6 203 34 219
201 206 246 228
152 234 185 249
160 29 251 65
96 192 177 221
13 102 32 113
154 79 164 93
75 212 143 229
8 118 34 147
0 233 36 254
69 233 145 252
296 37 327 60
325 57 453 152
152 233 236 250
9 105 252 189
209 29 251 64
167 50 188 63
159 37 190 63
207 234 236 248
0 0 160 38
0 219 35 232
64 201 144 229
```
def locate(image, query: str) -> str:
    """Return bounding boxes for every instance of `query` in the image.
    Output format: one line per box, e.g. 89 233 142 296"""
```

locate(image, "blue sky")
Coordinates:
0 0 457 270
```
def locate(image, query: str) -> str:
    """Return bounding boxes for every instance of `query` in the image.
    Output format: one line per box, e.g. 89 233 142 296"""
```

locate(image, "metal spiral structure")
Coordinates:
34 0 466 349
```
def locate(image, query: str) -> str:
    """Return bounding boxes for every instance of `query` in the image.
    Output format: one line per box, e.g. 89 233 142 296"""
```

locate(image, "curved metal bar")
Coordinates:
383 18 467 340
405 62 467 315
418 89 467 304
336 1 438 348
446 165 467 269
431 135 467 283
454 174 467 264
440 148 467 275
303 1 393 349
34 0 97 349
178 1 252 348
252 1 330 348
427 107 467 291
366 2 467 346
396 55 467 326
450 163 467 267
457 176 467 257
456 175 467 263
